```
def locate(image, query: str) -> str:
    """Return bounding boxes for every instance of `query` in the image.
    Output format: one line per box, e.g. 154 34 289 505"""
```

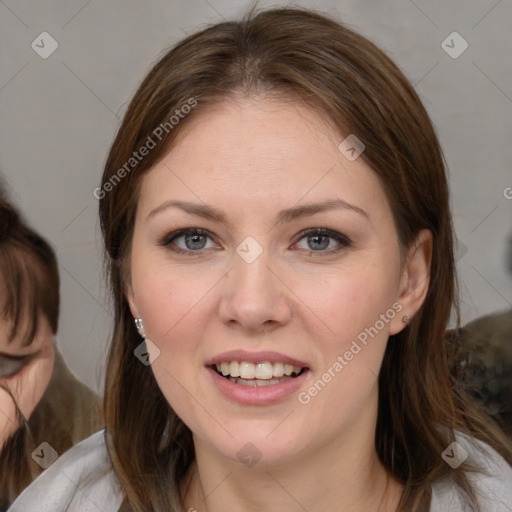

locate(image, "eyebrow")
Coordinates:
147 198 369 227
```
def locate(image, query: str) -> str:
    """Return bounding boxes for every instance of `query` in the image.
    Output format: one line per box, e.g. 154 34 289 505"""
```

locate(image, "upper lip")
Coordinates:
205 350 309 368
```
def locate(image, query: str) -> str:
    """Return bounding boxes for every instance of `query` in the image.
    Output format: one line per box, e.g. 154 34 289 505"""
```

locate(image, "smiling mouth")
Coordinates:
211 360 306 387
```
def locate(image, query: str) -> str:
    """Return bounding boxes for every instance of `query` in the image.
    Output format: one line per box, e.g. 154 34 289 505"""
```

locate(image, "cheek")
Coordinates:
0 387 19 449
130 249 219 418
0 351 54 450
299 265 399 345
131 245 227 348
295 266 400 419
295 268 400 423
147 305 211 435
134 270 210 396
13 346 55 422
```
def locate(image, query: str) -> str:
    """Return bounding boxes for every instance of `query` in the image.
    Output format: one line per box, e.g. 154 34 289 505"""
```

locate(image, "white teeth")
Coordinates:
214 360 304 380
228 376 290 386
229 361 240 377
240 361 256 379
273 362 285 377
255 362 273 379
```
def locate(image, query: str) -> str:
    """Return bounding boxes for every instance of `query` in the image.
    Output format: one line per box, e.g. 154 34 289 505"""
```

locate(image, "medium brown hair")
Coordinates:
0 196 59 345
0 193 60 508
99 6 511 511
0 192 99 509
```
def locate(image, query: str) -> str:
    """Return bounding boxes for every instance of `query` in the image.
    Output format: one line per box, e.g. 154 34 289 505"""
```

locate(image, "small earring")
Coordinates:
134 318 146 338
402 316 409 324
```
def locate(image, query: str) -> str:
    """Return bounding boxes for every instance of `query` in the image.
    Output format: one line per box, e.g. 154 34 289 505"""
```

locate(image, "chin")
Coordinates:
201 428 307 468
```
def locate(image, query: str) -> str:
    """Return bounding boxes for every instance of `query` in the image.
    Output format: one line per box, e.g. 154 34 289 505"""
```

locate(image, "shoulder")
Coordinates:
430 430 512 511
8 430 124 512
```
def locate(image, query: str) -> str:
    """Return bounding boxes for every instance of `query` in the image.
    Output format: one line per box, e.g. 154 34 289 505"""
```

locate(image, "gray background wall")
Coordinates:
1 0 511 393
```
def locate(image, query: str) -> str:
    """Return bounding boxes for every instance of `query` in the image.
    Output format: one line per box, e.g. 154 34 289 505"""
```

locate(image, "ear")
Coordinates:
125 283 140 319
389 229 433 336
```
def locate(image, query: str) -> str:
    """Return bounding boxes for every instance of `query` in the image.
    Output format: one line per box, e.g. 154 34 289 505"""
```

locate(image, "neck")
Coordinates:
181 406 403 512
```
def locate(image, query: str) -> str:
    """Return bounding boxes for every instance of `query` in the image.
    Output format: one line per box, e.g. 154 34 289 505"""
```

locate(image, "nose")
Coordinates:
218 248 292 334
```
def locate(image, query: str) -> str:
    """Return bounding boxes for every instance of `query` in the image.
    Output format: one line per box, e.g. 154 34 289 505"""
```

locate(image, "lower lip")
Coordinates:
207 366 309 405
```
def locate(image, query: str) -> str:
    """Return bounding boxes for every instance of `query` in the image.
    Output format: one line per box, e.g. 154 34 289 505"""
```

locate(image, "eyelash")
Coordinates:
158 227 351 257
0 355 31 379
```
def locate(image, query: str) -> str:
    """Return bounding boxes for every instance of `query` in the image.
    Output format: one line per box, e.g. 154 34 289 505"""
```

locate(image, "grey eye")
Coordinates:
0 356 29 378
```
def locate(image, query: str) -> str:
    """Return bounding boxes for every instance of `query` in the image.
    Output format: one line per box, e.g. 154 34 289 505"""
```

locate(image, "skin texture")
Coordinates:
127 97 432 512
0 315 55 449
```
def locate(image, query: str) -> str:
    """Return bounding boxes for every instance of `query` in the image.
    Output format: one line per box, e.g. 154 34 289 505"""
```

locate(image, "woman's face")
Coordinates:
128 97 428 465
0 313 55 449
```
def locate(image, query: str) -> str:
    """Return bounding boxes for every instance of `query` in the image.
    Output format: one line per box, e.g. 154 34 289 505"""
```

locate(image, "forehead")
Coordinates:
137 97 390 223
164 97 343 174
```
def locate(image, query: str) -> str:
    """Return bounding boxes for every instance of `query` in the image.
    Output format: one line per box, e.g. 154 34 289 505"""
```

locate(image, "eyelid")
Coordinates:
160 226 351 255
158 227 218 248
292 227 351 254
294 227 351 244
0 352 39 378
0 356 29 378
